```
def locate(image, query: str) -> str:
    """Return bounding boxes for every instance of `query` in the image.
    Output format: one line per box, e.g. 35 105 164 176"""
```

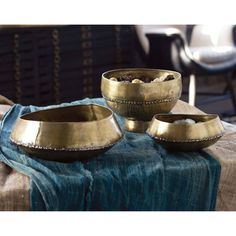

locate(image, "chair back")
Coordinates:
135 25 187 54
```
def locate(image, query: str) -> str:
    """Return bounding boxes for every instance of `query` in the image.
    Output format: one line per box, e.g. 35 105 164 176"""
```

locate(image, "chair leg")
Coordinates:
226 76 236 113
188 74 196 106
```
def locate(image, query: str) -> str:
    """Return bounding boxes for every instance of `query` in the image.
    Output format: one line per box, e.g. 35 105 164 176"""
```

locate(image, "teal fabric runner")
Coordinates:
0 98 221 210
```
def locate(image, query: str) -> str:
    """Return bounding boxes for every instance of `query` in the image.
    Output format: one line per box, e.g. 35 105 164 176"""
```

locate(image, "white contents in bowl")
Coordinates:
131 79 144 83
110 77 118 81
173 118 196 125
151 77 166 83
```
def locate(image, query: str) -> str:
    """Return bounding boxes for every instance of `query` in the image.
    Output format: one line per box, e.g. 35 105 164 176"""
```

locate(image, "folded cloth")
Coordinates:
0 98 221 211
0 95 14 106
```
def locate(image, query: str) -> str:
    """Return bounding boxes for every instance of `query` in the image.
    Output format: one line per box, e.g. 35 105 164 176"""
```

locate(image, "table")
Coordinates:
0 100 236 211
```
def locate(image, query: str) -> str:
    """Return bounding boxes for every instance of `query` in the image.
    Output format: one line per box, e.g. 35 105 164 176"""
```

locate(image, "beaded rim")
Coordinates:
146 132 224 143
102 94 180 105
10 135 123 152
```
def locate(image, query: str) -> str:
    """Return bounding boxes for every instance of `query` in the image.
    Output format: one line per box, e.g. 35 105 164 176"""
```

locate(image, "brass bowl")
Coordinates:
10 104 123 162
101 68 182 132
146 114 224 151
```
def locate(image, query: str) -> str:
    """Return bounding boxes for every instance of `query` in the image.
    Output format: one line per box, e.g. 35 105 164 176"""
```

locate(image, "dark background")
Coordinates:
0 25 235 119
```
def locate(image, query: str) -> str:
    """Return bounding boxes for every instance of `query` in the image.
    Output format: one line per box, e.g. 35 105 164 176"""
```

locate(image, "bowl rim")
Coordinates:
19 103 114 124
151 114 219 126
102 68 181 85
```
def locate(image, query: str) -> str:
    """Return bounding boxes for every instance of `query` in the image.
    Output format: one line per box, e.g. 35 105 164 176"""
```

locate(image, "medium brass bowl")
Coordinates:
101 68 182 132
10 104 123 162
146 114 224 151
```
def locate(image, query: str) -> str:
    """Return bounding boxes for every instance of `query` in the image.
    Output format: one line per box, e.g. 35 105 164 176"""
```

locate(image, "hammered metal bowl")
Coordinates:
10 104 123 162
101 68 182 132
146 114 224 151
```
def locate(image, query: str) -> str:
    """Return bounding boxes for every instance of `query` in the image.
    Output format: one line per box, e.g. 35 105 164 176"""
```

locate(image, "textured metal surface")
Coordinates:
101 68 182 132
124 119 150 133
10 104 123 162
147 114 225 151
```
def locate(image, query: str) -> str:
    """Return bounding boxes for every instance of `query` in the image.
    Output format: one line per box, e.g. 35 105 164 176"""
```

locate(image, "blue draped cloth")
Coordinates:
0 98 221 211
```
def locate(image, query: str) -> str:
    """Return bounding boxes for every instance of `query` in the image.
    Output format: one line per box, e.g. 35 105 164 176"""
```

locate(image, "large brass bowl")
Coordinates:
10 104 123 162
146 114 224 151
101 68 182 132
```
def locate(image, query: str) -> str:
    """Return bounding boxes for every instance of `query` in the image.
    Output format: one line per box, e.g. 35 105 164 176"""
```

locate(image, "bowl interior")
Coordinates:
154 114 217 124
103 68 180 82
21 104 112 123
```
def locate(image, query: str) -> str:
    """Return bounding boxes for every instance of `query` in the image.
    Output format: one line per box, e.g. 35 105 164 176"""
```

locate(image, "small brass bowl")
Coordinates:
101 68 182 133
146 114 224 151
10 104 123 162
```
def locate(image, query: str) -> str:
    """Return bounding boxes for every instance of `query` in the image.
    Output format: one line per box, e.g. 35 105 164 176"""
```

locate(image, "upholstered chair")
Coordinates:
135 25 236 110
